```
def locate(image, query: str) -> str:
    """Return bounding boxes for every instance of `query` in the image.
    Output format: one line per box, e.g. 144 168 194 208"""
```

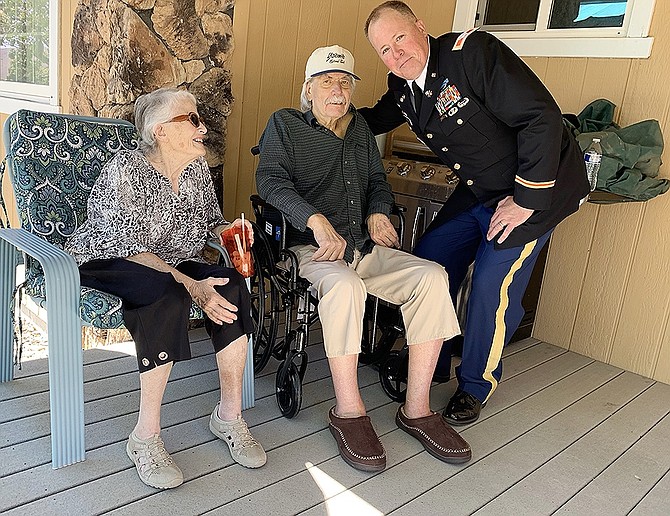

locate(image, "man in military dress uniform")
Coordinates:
361 1 589 424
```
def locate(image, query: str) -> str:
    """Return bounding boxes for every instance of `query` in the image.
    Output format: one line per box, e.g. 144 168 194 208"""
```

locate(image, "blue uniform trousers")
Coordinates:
414 203 551 402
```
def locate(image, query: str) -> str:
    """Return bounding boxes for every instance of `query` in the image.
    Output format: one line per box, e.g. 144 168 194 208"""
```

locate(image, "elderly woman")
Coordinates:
65 88 266 490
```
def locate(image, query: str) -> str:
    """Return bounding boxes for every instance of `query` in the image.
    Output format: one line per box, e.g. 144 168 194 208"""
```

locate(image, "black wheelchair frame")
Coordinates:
247 194 411 417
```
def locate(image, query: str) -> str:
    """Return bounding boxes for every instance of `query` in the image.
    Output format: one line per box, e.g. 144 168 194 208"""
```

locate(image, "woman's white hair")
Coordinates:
300 75 357 112
134 87 197 155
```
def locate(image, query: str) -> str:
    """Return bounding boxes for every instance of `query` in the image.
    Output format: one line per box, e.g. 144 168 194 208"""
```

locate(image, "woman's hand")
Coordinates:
187 277 238 325
219 218 254 247
125 252 237 324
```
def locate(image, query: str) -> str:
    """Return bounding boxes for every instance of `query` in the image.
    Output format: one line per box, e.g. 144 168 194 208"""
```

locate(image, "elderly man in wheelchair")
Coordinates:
255 45 472 473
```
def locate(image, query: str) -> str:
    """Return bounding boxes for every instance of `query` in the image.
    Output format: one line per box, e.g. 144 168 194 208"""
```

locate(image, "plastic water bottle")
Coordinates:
584 138 602 192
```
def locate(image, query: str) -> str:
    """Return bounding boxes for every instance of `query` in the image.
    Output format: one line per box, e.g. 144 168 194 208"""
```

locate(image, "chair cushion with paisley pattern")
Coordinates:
5 110 205 328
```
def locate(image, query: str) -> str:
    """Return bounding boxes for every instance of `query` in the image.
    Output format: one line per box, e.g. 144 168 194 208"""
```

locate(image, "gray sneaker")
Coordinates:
126 432 184 489
209 403 267 468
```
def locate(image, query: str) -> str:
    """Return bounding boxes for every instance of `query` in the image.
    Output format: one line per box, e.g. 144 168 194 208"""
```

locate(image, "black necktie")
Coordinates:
412 81 423 114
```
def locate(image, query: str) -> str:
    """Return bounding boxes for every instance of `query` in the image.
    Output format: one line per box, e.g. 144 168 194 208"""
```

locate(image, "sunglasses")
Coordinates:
164 112 202 128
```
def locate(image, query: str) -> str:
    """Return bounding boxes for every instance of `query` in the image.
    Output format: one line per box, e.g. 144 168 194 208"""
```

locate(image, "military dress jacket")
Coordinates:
359 31 590 249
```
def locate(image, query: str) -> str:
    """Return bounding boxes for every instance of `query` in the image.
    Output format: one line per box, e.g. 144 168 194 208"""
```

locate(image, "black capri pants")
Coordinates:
79 258 254 373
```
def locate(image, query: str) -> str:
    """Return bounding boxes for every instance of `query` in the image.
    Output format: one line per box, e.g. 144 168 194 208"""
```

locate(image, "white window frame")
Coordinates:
0 0 60 114
453 0 655 58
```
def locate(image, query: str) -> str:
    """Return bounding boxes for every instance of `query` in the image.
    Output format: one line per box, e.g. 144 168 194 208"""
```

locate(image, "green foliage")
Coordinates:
0 0 49 85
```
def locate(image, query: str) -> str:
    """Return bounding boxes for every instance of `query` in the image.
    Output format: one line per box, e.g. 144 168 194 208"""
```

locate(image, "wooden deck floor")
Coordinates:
1 327 670 515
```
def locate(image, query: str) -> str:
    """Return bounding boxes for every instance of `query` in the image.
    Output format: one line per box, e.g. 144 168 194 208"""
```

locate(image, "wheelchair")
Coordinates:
247 193 408 417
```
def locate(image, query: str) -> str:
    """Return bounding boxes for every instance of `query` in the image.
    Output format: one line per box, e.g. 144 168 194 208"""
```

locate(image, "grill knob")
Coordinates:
445 170 459 185
396 162 411 176
420 165 436 180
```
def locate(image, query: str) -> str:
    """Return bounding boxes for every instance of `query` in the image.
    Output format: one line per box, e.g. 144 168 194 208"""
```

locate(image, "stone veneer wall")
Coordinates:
69 0 235 204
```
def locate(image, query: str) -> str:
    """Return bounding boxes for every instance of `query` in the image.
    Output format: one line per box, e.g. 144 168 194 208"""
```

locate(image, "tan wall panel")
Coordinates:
578 59 631 121
655 311 670 383
609 195 670 377
618 5 670 128
570 202 644 362
599 4 670 378
258 0 303 120
544 58 588 113
523 57 549 82
223 0 253 220
424 1 455 33
227 0 269 218
352 0 388 105
289 1 333 107
533 205 597 349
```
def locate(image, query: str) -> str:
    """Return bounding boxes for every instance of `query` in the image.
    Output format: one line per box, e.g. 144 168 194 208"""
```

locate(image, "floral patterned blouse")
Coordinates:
65 150 226 267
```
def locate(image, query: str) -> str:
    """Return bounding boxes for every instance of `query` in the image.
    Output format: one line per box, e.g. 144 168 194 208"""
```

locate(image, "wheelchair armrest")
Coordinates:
250 193 268 210
205 238 233 268
250 194 289 255
391 204 406 244
279 247 302 287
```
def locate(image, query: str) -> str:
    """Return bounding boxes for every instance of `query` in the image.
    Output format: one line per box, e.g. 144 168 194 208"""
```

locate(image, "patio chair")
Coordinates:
0 109 255 468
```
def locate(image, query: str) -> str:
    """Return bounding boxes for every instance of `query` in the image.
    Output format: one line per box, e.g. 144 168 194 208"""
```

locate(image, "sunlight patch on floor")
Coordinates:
306 461 384 516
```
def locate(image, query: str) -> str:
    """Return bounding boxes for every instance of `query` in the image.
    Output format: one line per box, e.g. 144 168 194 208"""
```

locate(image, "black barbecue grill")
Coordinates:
381 135 458 252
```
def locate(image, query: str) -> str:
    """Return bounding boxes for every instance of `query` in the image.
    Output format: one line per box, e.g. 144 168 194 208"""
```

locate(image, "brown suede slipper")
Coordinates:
396 405 472 464
328 407 386 472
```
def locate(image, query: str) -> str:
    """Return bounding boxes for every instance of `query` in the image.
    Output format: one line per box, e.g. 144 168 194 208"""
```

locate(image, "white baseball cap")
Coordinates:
304 44 361 81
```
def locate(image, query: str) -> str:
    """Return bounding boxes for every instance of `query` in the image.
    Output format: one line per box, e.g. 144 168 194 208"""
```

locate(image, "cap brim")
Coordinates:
309 69 361 81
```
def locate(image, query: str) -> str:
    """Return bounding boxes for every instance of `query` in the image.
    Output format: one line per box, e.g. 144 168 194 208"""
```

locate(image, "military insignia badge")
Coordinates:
452 27 479 51
435 79 462 119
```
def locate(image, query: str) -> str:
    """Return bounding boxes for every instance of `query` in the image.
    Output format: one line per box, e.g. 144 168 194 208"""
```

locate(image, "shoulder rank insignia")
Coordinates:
452 27 479 51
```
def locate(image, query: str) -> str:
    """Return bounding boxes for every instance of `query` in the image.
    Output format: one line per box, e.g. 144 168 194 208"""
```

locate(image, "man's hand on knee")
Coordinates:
307 213 347 261
367 213 400 248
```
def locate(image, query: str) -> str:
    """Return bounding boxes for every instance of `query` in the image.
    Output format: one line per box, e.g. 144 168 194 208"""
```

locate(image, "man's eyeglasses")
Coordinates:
164 112 202 128
315 75 352 89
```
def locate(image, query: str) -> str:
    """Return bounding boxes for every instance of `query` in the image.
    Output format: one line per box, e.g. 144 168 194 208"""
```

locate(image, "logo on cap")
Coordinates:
326 52 346 64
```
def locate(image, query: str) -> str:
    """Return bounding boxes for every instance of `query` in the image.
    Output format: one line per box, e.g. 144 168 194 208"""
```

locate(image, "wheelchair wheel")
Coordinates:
250 241 280 373
379 349 408 402
276 360 302 418
359 298 404 365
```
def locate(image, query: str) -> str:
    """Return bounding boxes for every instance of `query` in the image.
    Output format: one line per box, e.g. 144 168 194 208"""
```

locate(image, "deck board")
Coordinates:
474 379 668 515
1 331 669 515
394 371 655 516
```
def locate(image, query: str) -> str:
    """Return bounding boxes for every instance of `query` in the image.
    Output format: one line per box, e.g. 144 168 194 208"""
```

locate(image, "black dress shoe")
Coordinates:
443 389 483 425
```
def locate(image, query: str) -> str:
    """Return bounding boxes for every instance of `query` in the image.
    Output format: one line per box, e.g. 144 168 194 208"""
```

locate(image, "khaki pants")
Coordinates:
292 244 461 357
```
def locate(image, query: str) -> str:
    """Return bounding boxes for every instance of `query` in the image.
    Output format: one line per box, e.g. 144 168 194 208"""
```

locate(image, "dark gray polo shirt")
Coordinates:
255 107 393 263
